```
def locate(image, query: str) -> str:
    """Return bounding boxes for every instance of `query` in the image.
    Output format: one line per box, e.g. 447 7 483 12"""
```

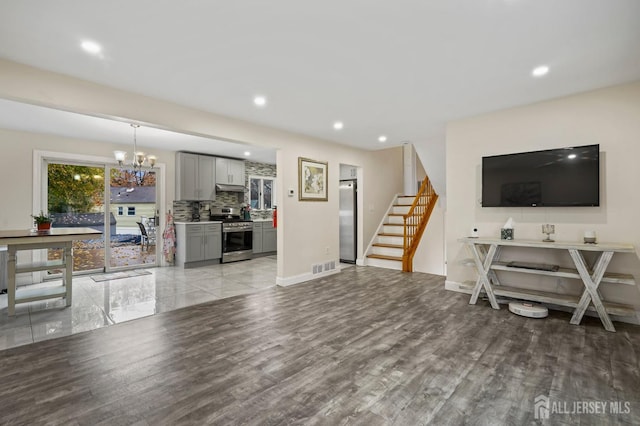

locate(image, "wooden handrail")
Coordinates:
402 175 438 272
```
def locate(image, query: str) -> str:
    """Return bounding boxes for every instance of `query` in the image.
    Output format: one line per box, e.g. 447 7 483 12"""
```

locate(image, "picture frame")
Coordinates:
298 157 328 201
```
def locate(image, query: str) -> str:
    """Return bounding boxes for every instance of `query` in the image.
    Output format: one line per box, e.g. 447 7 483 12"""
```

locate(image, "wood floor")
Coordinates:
1 266 639 425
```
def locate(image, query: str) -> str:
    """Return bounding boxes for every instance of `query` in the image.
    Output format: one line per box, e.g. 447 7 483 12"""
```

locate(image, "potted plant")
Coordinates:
32 210 53 231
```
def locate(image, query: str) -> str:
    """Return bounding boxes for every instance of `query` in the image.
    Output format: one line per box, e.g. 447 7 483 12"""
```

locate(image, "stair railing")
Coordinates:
402 175 438 272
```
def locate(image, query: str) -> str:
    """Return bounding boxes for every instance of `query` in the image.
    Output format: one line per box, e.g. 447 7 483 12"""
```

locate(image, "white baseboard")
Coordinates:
356 258 365 266
276 268 341 287
444 279 640 326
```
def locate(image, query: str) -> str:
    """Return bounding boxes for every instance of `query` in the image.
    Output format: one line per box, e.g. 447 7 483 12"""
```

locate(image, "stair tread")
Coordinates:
384 223 403 227
378 232 404 237
367 254 403 261
372 243 403 249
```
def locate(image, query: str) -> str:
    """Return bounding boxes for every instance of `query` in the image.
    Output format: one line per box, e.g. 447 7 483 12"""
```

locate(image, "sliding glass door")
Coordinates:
44 159 158 274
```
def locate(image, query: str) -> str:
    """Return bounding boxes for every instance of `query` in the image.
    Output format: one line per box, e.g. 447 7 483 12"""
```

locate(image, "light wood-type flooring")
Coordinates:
1 266 639 425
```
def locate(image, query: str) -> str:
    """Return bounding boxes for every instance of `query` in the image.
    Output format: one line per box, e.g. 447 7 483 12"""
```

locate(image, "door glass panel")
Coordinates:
47 163 105 272
109 168 157 268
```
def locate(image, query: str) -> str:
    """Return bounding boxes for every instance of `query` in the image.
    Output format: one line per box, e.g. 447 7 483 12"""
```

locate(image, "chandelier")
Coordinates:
113 124 157 185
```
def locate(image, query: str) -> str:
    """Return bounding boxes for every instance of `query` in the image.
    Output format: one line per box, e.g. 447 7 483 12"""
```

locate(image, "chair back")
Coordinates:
136 221 148 237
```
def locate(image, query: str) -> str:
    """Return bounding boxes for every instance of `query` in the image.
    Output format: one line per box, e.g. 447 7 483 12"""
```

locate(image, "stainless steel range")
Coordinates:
210 207 253 263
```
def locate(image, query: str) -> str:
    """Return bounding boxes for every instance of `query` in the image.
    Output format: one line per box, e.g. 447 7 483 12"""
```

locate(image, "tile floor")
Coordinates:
0 255 277 351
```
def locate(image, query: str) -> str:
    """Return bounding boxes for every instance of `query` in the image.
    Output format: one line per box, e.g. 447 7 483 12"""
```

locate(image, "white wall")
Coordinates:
445 81 640 308
412 197 446 276
0 129 175 229
0 59 403 285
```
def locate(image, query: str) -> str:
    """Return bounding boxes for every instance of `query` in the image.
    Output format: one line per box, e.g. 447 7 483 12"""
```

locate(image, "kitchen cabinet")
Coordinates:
263 222 277 252
253 222 263 254
175 222 222 267
253 221 276 255
340 166 358 180
176 152 216 200
216 158 245 185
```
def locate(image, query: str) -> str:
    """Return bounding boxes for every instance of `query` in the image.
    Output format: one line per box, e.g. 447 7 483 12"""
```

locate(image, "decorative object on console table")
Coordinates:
500 217 514 240
584 230 597 244
32 210 53 231
542 224 555 242
500 228 513 240
298 157 328 201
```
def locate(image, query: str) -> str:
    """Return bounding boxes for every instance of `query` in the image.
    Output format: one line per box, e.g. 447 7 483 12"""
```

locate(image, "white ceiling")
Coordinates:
0 1 639 171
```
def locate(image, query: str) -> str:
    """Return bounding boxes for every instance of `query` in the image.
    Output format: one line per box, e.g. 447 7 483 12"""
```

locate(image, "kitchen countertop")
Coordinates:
251 218 274 222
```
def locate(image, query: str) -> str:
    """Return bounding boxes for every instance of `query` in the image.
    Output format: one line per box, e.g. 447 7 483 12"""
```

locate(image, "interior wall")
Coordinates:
0 128 176 229
0 59 404 285
445 81 640 307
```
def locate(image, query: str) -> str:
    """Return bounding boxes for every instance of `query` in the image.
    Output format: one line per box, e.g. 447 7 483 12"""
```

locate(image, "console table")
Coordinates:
0 228 101 316
459 237 637 332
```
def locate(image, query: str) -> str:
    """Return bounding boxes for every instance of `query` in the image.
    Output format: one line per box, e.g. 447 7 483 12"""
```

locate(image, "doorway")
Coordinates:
40 155 159 275
339 163 362 264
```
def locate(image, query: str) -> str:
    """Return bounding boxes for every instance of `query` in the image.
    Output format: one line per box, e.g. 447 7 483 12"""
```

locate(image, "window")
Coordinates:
117 206 124 216
250 176 276 210
127 206 136 216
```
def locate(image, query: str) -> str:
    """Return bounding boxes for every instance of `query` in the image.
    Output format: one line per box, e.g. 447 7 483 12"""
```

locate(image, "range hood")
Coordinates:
216 183 245 193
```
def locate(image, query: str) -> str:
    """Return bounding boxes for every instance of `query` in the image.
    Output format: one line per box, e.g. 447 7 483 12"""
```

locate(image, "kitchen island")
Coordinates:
0 227 101 315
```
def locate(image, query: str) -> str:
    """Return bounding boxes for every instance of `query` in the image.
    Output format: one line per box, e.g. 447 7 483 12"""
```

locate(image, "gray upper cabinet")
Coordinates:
176 152 216 201
198 155 216 200
216 158 245 185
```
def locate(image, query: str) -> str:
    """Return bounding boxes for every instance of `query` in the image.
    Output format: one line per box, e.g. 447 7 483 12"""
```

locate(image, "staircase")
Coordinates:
366 176 438 272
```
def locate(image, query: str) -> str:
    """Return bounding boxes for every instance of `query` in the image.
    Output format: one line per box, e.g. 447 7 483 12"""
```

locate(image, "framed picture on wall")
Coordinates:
298 157 328 201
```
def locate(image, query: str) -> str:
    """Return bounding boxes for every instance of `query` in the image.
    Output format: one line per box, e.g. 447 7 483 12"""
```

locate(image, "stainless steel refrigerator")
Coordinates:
339 180 357 263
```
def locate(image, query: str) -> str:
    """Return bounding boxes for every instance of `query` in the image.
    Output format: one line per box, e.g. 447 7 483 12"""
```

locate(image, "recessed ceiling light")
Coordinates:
244 151 251 156
568 154 577 159
81 40 102 55
378 135 388 143
253 95 267 107
333 121 344 130
531 65 549 77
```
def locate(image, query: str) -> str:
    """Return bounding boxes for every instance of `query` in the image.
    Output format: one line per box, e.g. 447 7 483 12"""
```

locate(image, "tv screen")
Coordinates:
482 144 600 207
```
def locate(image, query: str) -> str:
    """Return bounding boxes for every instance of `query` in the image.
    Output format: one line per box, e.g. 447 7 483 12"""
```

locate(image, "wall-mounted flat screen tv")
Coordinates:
482 144 600 207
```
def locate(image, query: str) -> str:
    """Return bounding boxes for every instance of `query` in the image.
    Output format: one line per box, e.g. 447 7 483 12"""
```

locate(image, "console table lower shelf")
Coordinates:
452 281 636 318
459 237 638 332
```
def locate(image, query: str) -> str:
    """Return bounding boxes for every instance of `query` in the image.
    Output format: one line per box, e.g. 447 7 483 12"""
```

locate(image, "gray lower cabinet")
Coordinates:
253 222 263 254
263 223 277 252
253 221 276 254
176 222 222 267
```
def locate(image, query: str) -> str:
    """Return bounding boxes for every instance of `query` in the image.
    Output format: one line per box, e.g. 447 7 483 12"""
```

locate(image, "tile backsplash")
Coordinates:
172 160 276 222
173 191 244 222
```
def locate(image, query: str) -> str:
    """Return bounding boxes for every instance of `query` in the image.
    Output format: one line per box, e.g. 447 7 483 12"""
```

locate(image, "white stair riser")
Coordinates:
396 196 414 206
372 246 403 257
383 225 403 234
377 235 403 245
387 216 404 225
366 257 402 270
392 206 410 215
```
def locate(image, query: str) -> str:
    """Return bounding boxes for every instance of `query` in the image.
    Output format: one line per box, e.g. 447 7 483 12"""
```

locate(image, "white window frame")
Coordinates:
249 175 276 210
117 206 124 216
127 206 136 216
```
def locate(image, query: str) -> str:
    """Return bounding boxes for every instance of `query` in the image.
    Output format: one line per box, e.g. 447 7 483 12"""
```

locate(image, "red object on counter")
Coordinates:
273 206 277 228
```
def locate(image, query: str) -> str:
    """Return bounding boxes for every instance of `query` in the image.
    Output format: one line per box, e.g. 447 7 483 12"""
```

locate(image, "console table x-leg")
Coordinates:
468 243 501 309
568 249 615 332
